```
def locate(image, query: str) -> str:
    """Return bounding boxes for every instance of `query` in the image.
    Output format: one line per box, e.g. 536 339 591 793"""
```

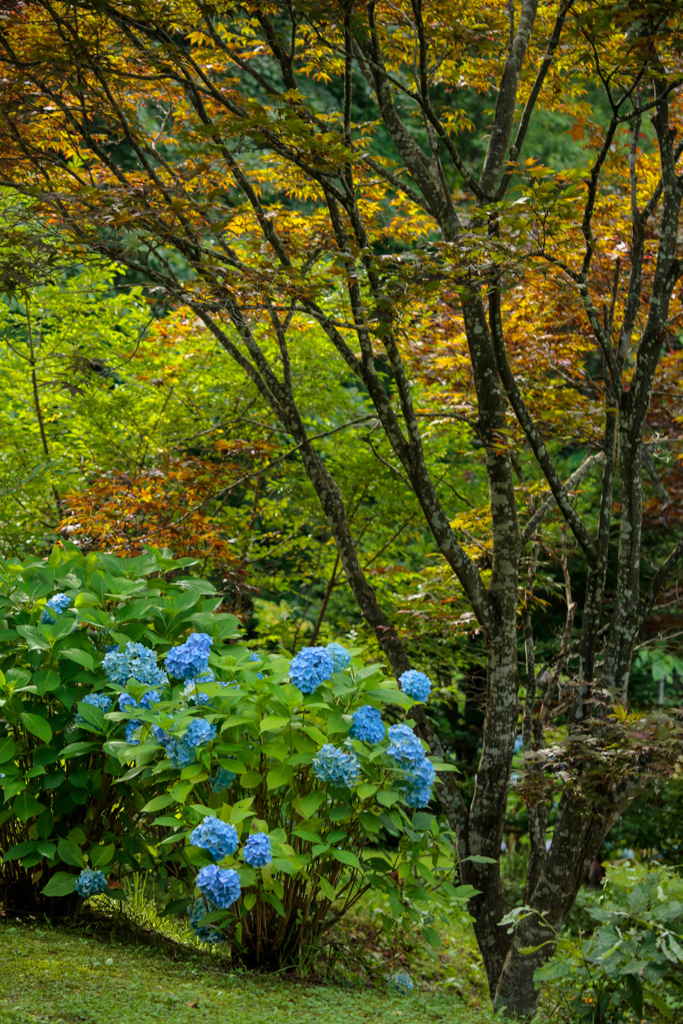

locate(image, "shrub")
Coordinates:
0 545 472 969
0 544 239 913
534 862 683 1022
109 633 471 967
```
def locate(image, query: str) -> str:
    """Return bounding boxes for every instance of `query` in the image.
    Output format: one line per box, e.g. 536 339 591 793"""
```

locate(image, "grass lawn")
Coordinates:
0 918 497 1024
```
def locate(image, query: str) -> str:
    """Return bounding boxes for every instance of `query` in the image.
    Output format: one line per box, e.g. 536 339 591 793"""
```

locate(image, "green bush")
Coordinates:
107 631 470 967
0 545 233 912
0 546 471 972
534 863 683 1023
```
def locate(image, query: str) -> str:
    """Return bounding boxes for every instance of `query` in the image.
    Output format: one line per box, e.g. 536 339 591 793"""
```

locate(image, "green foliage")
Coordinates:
0 546 469 971
534 864 683 1022
0 544 230 910
108 635 469 967
607 774 683 864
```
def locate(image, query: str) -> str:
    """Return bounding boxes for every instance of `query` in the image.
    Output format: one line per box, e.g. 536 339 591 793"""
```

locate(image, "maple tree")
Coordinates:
1 1 683 1015
61 451 243 571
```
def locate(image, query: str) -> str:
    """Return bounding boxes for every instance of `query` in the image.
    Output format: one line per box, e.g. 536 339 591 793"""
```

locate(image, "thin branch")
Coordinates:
521 452 605 546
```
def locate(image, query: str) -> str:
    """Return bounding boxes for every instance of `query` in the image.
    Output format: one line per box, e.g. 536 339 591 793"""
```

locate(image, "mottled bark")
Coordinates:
494 791 620 1016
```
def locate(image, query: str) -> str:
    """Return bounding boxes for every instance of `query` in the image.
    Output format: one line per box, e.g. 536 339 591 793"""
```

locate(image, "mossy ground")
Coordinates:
0 915 497 1024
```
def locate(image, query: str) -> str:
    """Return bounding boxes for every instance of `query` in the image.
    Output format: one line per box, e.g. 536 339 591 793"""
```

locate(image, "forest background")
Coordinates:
0 0 683 1018
1 21 681 859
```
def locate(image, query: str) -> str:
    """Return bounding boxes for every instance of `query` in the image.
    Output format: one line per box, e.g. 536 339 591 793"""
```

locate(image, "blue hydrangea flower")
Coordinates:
73 868 108 897
83 693 112 713
182 672 216 705
163 737 197 770
188 900 226 944
211 767 236 793
402 757 436 808
243 832 271 867
403 782 432 808
387 724 425 768
312 743 361 787
124 719 142 744
41 592 72 624
165 632 213 681
196 864 241 909
118 688 161 713
350 705 385 744
185 718 216 747
186 632 213 654
162 717 217 768
76 692 112 726
326 642 351 673
388 972 414 995
102 650 130 686
289 646 334 694
152 724 169 745
190 817 238 861
125 643 168 688
118 692 137 712
398 670 432 703
103 642 168 690
139 689 161 709
387 724 434 807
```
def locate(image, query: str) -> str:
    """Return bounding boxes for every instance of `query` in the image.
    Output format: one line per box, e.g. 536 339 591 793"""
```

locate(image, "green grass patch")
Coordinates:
0 918 496 1024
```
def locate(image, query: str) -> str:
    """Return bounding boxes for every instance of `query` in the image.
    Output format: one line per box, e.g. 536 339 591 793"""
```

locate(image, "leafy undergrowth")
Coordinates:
326 894 489 1004
0 916 498 1024
88 874 491 1005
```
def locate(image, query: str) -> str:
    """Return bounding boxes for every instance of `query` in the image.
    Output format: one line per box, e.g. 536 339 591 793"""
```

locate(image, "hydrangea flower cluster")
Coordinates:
182 672 231 706
190 817 239 861
103 642 168 690
350 705 385 744
73 868 108 897
196 864 241 909
312 743 361 787
188 900 226 944
76 692 112 726
152 723 170 745
41 593 72 624
124 720 142 744
118 688 161 746
158 717 216 768
289 646 334 694
165 632 213 681
387 724 435 808
326 642 351 673
211 766 236 793
398 669 432 703
402 759 436 808
388 972 414 995
118 689 161 712
243 832 272 867
386 723 425 765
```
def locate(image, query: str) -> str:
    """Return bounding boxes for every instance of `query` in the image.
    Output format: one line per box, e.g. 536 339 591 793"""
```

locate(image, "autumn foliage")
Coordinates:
1 1 683 1018
60 451 239 568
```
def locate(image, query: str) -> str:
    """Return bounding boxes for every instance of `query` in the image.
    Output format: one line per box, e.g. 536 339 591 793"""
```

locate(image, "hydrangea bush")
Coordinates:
0 545 240 912
0 546 472 969
107 637 469 968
